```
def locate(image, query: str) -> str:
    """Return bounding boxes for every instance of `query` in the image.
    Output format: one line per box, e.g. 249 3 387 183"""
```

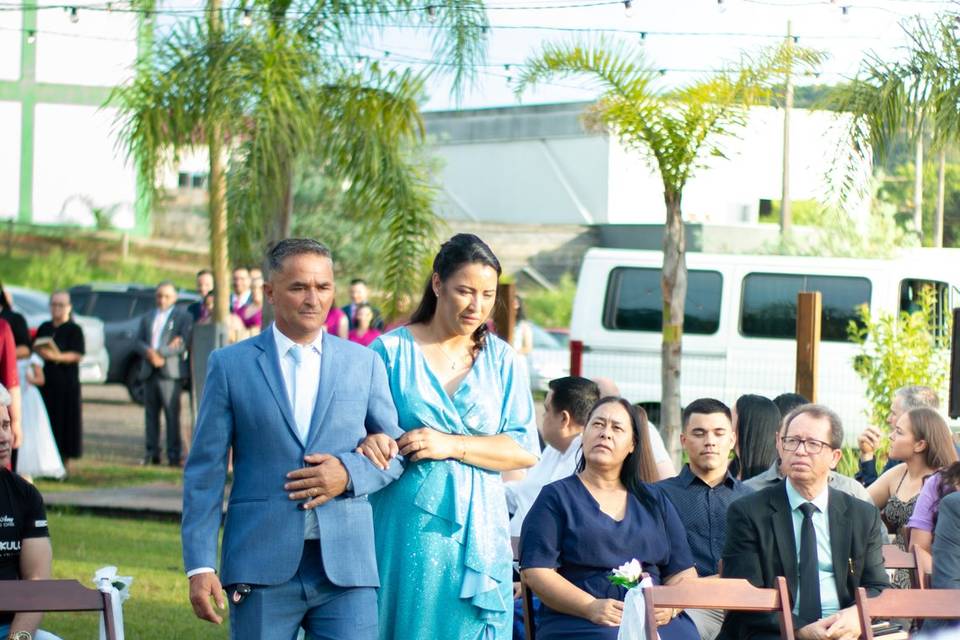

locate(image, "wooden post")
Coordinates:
796 292 821 402
494 282 516 347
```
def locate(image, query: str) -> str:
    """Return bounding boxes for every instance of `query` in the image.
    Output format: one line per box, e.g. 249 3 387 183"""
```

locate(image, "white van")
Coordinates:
569 248 960 439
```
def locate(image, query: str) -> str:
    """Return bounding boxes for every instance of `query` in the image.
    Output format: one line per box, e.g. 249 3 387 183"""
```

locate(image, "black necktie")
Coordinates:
798 502 822 623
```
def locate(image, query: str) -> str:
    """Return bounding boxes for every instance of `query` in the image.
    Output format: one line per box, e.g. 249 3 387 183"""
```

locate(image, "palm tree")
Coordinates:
113 1 488 322
516 39 779 463
831 14 960 247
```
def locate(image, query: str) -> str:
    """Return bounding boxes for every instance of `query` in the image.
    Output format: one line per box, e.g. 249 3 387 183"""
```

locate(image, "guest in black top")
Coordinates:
520 397 698 640
0 283 30 358
0 383 53 638
34 291 85 464
656 398 753 640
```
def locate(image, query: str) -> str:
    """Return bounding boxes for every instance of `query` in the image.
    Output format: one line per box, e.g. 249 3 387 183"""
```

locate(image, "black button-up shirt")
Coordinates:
655 464 753 576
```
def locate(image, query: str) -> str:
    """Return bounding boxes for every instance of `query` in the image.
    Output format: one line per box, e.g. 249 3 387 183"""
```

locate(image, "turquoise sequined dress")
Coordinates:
370 327 539 640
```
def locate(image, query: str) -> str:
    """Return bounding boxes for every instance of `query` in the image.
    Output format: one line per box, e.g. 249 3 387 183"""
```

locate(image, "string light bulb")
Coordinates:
623 0 633 18
840 5 850 22
68 6 79 23
143 10 153 24
426 5 437 23
26 29 36 44
241 7 253 27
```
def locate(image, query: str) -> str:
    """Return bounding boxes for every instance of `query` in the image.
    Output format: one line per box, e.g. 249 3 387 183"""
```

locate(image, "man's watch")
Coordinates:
9 631 32 640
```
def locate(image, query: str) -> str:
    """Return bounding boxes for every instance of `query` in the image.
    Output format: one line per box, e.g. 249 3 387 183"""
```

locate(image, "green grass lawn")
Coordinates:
42 511 229 639
35 459 185 494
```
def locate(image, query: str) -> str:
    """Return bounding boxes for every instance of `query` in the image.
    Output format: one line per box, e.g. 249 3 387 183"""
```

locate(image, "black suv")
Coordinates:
68 284 201 404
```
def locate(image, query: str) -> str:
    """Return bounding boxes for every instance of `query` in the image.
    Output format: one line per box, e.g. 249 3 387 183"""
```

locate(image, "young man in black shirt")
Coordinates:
0 383 52 640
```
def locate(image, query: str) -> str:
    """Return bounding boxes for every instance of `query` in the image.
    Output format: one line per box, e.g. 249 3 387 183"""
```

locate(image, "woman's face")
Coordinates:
582 401 636 471
890 412 925 461
356 306 373 329
49 293 71 324
433 262 498 336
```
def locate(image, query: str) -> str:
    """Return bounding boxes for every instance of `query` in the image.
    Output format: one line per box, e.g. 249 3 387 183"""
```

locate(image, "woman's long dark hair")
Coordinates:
576 396 659 510
408 234 501 357
734 394 782 481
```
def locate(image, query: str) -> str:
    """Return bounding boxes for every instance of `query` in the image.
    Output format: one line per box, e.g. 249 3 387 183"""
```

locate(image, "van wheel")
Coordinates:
125 361 146 405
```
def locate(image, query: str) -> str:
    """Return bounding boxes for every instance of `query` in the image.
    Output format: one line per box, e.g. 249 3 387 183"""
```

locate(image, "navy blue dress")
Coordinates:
519 475 699 640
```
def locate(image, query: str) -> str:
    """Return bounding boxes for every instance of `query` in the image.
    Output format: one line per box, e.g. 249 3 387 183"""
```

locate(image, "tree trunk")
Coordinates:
934 147 945 248
660 189 686 468
780 19 793 238
914 133 924 241
208 0 230 325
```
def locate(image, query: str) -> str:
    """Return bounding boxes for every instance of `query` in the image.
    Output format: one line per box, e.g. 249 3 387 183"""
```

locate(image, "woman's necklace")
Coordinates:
435 342 467 371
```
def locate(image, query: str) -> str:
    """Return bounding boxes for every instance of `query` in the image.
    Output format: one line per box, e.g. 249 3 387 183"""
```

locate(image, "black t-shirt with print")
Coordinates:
0 468 49 625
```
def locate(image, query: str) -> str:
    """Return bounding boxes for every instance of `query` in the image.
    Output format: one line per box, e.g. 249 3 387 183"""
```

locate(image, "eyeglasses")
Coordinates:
781 436 833 455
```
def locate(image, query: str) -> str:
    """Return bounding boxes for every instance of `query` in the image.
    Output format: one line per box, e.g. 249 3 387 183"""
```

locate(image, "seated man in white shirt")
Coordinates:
506 376 600 537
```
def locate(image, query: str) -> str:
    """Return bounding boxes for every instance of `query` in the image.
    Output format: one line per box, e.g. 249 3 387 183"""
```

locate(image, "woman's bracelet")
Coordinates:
457 435 467 462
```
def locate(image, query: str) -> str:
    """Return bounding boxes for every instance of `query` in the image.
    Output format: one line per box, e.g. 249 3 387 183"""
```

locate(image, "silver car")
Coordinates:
6 285 109 384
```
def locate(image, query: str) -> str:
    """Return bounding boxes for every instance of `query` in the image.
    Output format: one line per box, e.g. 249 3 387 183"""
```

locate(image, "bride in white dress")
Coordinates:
15 354 66 479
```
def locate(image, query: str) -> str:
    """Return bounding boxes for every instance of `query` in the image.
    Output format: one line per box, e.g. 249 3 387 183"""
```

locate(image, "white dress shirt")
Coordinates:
273 324 323 540
150 306 175 349
506 434 582 536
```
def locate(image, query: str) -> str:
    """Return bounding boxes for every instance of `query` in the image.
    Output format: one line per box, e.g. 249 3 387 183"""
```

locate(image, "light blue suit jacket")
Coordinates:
181 327 403 587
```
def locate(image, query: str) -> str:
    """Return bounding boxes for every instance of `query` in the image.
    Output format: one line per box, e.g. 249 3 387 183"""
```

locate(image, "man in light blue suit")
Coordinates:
182 238 403 640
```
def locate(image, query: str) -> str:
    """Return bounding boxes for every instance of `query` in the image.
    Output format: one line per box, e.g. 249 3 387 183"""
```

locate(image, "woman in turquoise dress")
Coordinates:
359 234 539 640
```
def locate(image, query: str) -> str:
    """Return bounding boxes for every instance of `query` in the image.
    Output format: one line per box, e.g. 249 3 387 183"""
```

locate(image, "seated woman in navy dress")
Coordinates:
520 397 699 640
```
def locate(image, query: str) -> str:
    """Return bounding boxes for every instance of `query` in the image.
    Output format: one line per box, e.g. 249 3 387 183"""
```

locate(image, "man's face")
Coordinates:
887 395 907 428
681 412 736 476
540 390 566 449
232 269 251 295
781 413 842 486
155 284 177 311
349 282 368 305
0 405 11 467
264 253 335 342
196 273 214 297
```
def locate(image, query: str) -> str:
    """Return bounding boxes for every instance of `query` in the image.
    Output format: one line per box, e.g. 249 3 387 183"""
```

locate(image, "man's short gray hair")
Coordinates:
782 403 844 450
264 239 332 279
0 383 9 407
156 280 176 291
895 385 940 410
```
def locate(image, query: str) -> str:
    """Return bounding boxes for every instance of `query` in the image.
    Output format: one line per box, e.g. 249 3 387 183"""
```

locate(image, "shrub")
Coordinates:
847 285 951 472
522 273 577 329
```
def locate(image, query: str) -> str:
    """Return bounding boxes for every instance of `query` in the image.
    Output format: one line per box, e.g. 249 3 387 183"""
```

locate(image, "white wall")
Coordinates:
32 104 136 228
0 101 21 219
0 8 21 82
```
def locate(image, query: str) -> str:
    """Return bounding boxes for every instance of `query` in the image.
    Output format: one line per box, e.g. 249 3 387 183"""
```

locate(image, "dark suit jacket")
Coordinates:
341 303 385 332
720 481 889 639
135 307 193 380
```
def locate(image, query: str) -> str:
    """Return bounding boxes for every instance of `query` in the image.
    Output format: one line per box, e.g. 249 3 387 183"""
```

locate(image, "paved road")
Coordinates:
82 383 194 464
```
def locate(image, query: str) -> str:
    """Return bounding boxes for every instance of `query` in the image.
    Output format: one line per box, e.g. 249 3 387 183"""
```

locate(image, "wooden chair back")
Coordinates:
881 543 915 569
0 579 117 639
519 572 536 640
642 577 796 640
855 586 960 639
912 545 933 590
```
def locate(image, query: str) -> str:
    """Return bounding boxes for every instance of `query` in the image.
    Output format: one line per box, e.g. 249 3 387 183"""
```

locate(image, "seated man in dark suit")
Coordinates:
721 403 889 640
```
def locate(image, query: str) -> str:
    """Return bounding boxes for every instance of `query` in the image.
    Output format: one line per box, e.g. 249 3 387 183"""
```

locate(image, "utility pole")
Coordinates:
780 20 793 237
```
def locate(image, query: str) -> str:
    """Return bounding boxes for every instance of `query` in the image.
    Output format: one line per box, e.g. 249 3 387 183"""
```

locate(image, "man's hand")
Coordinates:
285 453 349 509
397 428 458 462
825 606 862 640
189 572 225 624
584 598 623 626
797 614 838 640
356 433 399 470
146 348 164 368
858 426 883 461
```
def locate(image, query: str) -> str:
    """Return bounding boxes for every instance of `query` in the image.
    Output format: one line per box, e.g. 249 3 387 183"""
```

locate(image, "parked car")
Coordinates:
527 321 570 392
5 285 109 384
68 283 201 404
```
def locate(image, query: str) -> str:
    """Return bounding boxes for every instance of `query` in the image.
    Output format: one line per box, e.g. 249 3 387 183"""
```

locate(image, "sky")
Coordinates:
359 0 960 111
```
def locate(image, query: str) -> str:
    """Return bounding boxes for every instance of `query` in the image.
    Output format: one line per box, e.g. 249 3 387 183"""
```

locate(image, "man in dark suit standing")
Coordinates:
136 281 192 466
341 278 384 331
721 404 888 640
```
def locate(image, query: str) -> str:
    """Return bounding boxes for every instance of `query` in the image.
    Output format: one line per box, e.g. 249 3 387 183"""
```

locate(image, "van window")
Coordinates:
899 279 951 341
90 293 135 322
604 268 722 334
740 273 871 342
